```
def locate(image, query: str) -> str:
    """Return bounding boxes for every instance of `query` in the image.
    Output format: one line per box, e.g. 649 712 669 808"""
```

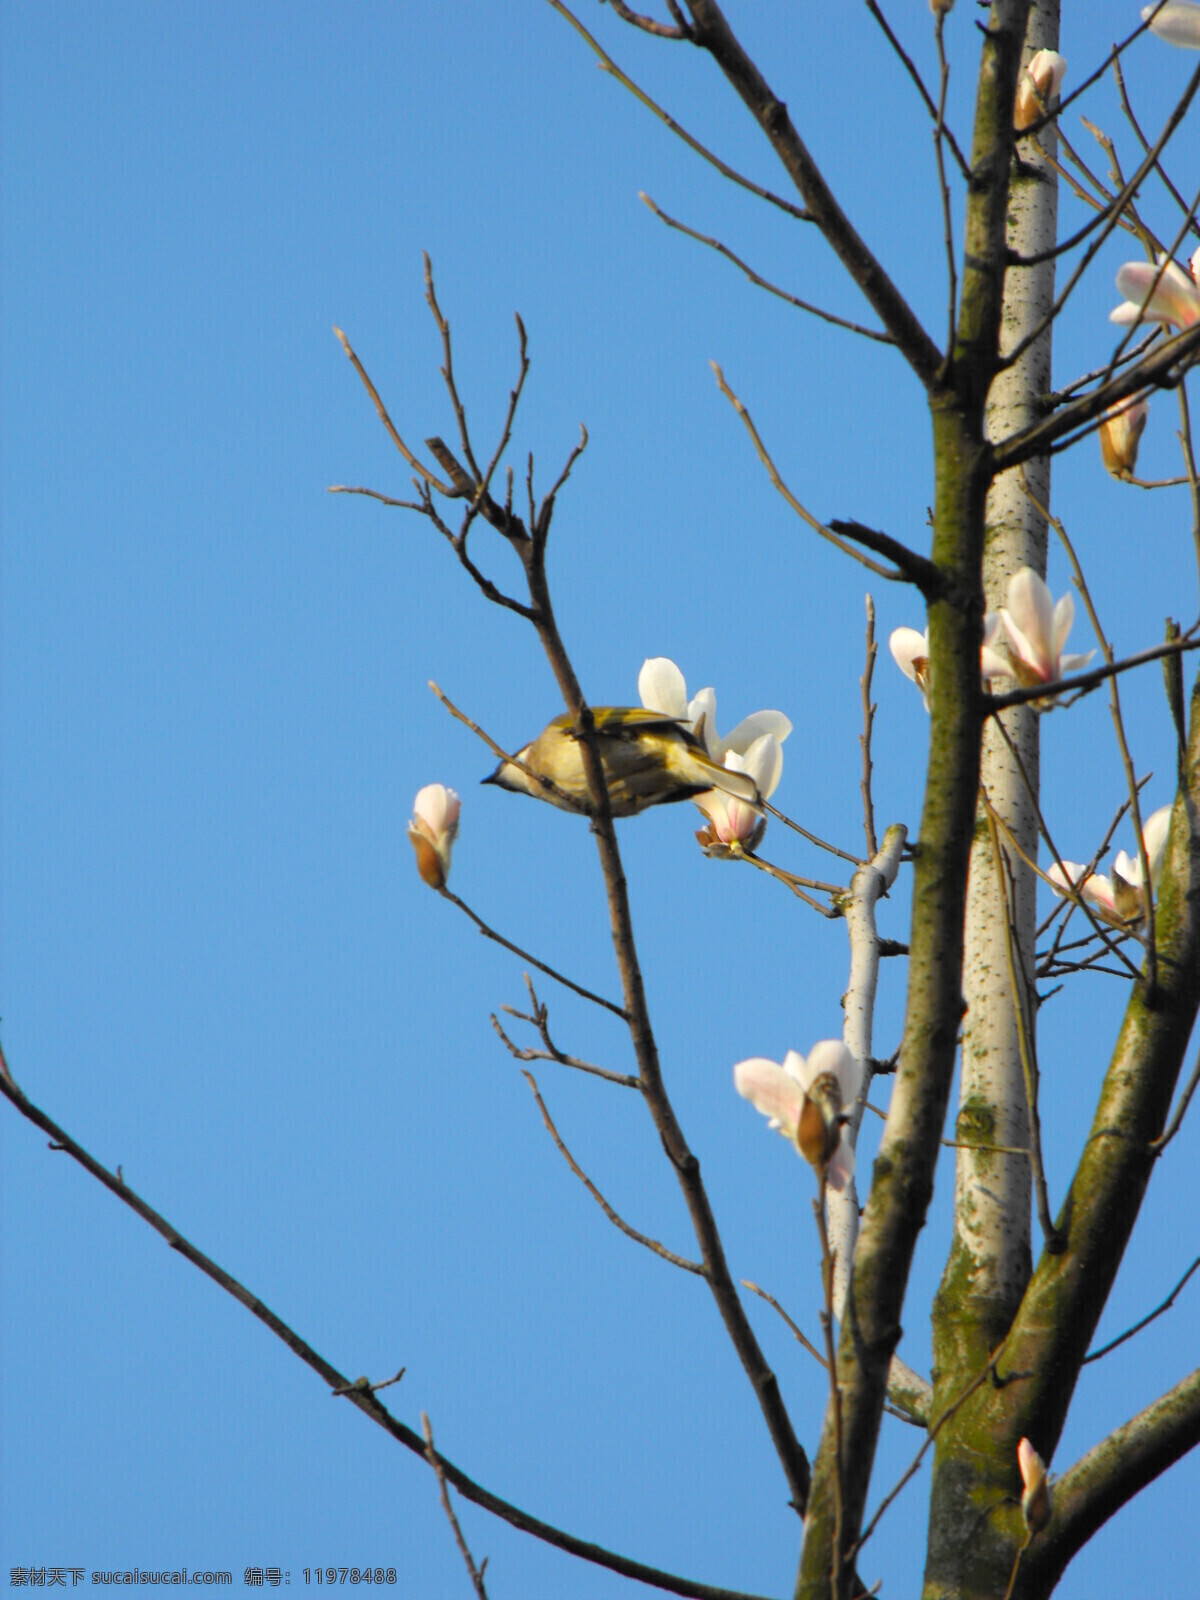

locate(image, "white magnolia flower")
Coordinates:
889 627 932 709
889 618 1010 708
638 656 792 762
1143 1 1200 47
1110 253 1200 329
407 783 461 889
694 733 782 856
994 568 1094 699
733 1042 863 1191
1014 49 1067 130
1046 805 1171 926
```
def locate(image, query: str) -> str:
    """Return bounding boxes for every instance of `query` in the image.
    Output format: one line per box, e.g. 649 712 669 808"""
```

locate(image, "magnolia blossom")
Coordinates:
889 627 932 709
1046 804 1171 927
638 656 792 763
1018 1439 1053 1537
1144 1 1200 47
734 1042 863 1191
890 617 1010 709
1098 395 1150 479
407 783 461 889
1110 252 1200 330
993 567 1094 697
1014 49 1067 130
694 732 782 857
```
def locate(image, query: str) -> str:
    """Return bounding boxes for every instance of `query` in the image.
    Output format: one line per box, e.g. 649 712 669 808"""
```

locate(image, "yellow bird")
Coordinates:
484 707 763 819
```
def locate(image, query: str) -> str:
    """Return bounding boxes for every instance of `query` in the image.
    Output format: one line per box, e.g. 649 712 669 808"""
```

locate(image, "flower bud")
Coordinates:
1018 1438 1052 1536
1098 396 1149 479
796 1070 845 1173
407 783 460 889
1015 49 1067 131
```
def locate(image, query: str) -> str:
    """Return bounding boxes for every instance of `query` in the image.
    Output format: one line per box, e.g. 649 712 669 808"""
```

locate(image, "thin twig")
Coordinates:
1083 1255 1200 1364
640 194 894 344
709 364 911 583
739 850 841 917
545 0 811 220
423 1414 490 1599
334 327 454 496
762 800 863 865
863 0 969 179
492 1012 639 1087
1113 56 1200 240
440 888 628 1019
424 255 483 483
741 1280 827 1369
860 597 878 859
523 1072 705 1274
1150 1045 1200 1154
603 0 692 40
491 976 641 1087
328 484 427 511
932 13 957 365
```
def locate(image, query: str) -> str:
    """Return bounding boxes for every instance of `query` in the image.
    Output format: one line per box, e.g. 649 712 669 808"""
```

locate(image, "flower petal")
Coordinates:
738 733 784 800
687 685 719 750
1005 568 1056 676
1144 1 1200 47
638 657 688 718
1143 804 1173 885
719 710 793 758
734 1058 802 1136
1113 258 1200 328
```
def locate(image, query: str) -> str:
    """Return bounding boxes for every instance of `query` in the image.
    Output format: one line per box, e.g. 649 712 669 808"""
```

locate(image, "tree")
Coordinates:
4 4 1199 1598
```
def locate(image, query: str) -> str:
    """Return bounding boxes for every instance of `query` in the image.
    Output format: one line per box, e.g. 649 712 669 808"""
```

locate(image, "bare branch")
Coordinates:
863 0 970 179
682 0 945 386
334 326 455 495
523 1072 705 1274
423 1414 490 1600
986 630 1200 713
1150 1041 1200 1154
1084 1255 1200 1365
545 0 812 221
1113 55 1200 241
710 365 920 585
0 1064 779 1600
602 0 692 39
640 194 894 344
438 888 628 1019
859 598 878 860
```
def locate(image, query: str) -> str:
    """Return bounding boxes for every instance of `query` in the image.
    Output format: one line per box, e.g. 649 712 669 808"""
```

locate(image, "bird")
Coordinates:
483 707 763 819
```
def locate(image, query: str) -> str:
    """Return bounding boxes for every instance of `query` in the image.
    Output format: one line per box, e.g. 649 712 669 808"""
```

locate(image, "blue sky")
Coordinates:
3 3 1198 1596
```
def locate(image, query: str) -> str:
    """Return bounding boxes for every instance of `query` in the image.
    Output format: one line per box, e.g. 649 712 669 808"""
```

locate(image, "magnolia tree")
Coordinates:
6 3 1200 1599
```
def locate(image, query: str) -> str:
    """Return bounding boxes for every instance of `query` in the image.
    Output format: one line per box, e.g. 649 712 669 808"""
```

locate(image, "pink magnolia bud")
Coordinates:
1098 396 1150 479
407 783 461 889
1015 49 1067 131
1018 1438 1053 1536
